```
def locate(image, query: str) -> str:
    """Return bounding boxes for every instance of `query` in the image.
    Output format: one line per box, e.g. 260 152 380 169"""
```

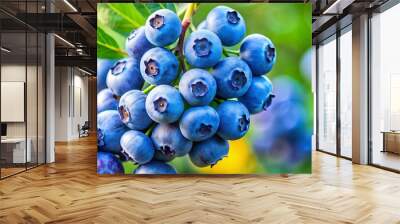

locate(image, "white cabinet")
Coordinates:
1 138 32 163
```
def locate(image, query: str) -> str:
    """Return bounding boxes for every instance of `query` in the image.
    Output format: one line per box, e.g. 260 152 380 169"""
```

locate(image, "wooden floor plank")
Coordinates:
0 135 399 223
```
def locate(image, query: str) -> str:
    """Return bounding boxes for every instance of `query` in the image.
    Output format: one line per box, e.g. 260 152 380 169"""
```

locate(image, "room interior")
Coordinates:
0 0 399 222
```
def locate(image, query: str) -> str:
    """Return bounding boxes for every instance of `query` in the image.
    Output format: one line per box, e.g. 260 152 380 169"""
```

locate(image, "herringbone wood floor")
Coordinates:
1 135 400 224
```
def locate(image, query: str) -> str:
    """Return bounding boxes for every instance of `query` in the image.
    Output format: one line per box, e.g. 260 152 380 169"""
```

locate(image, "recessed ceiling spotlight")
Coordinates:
78 67 93 76
54 34 75 48
63 0 78 12
1 47 11 53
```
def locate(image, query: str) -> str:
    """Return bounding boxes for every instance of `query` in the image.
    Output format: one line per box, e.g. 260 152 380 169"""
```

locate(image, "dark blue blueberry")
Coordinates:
106 58 144 96
97 59 116 93
134 160 177 174
211 57 252 98
206 6 246 46
97 110 128 154
189 136 229 167
125 26 155 61
97 151 124 175
120 130 155 165
184 30 222 68
239 76 273 114
118 90 153 131
97 88 118 113
140 47 179 85
179 106 220 141
179 69 217 106
145 85 184 123
250 77 312 172
216 101 250 140
151 123 192 162
145 9 182 46
240 34 276 75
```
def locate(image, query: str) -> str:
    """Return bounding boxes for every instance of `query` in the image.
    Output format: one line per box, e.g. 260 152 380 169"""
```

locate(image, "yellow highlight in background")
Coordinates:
195 137 262 174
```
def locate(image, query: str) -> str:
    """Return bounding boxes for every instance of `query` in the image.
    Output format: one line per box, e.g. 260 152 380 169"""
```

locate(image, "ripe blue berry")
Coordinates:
206 6 246 46
118 90 153 131
145 9 182 46
97 151 124 174
97 59 116 93
134 160 177 174
240 34 276 75
179 106 220 141
179 69 217 106
211 57 252 98
189 136 229 167
140 47 179 85
106 58 144 96
239 76 273 114
146 85 184 123
125 26 155 60
97 88 118 113
151 123 192 161
183 29 222 68
216 101 250 140
97 110 128 154
120 130 155 165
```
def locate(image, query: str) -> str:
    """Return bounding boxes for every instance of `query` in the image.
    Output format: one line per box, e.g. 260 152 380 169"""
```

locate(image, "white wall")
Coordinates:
1 65 36 138
1 63 46 163
54 67 89 141
311 45 316 151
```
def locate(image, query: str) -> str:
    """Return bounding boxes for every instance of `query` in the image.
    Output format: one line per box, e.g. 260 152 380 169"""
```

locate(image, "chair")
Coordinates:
78 121 90 138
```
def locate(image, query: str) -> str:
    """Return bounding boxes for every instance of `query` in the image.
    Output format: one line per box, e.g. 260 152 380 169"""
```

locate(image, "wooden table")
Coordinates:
382 131 400 154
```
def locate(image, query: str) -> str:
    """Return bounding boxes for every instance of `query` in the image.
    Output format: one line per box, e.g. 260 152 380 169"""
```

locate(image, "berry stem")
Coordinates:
214 98 225 104
176 3 198 72
223 48 240 56
143 84 156 94
145 122 157 136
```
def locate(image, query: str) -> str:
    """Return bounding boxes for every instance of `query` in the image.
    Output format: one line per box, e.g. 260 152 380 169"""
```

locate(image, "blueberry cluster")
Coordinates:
97 5 276 174
251 77 311 172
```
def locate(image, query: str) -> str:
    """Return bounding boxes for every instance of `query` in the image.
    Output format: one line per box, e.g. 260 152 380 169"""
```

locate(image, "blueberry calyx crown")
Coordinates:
193 38 212 57
159 145 175 156
190 79 208 97
111 60 127 75
238 114 250 132
198 123 212 136
265 44 276 63
226 11 240 24
97 128 105 147
154 97 168 113
230 69 247 90
150 14 165 29
144 59 160 77
118 105 130 123
263 94 275 110
127 29 138 40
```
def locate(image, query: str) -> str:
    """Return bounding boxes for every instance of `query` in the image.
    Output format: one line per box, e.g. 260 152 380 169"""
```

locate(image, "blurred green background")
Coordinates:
97 3 312 174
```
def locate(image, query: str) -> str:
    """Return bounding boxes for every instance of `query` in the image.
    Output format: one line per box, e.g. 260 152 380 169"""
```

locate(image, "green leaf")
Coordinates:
163 3 177 12
144 3 177 13
97 3 136 35
107 3 145 28
97 26 127 59
145 3 163 13
133 4 151 18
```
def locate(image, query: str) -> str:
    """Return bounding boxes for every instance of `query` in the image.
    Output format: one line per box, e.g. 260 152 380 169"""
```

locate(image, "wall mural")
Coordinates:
97 3 312 174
